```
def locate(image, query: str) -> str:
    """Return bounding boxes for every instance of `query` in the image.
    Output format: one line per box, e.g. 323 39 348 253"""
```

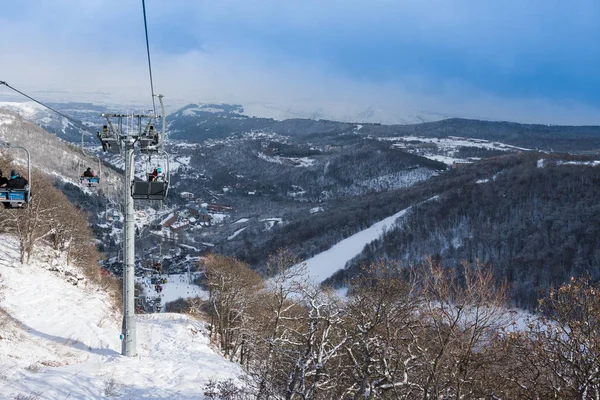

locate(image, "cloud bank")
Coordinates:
1 0 599 125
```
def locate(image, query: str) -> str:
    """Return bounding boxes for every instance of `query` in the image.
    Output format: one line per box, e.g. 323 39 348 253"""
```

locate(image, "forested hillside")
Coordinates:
333 153 600 309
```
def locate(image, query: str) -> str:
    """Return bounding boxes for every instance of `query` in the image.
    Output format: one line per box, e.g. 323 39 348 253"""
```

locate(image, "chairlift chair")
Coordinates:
140 95 165 155
104 200 122 221
0 142 32 209
131 150 170 201
80 176 100 187
97 123 122 154
139 124 160 154
0 186 31 208
79 129 102 188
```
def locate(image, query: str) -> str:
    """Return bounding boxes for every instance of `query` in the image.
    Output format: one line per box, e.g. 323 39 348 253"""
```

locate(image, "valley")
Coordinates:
3 100 599 311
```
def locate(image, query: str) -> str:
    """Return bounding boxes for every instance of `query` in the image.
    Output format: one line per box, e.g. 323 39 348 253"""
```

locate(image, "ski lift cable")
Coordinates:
80 129 103 178
141 0 157 115
0 80 95 138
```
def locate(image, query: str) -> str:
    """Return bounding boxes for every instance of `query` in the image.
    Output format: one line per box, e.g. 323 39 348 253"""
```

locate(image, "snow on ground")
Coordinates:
0 101 46 119
301 207 412 283
310 207 324 214
260 217 283 230
170 141 200 149
257 151 315 167
168 156 192 173
234 218 249 224
538 158 600 169
428 155 467 165
210 212 228 224
137 273 207 310
0 236 243 399
556 160 600 167
0 112 16 126
386 136 529 166
228 227 247 240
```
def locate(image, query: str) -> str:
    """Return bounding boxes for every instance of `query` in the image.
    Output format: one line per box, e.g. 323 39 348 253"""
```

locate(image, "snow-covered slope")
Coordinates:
0 235 242 399
302 207 412 283
0 108 122 195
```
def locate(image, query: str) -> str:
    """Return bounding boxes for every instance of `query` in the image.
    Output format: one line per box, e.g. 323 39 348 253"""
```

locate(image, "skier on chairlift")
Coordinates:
149 167 159 182
3 170 27 189
82 167 95 178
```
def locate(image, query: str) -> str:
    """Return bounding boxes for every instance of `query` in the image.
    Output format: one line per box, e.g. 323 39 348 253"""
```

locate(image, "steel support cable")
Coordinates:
0 80 95 138
141 0 156 115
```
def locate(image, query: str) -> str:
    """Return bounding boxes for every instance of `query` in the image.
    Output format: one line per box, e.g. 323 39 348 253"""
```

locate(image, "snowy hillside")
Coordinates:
0 235 243 399
0 108 122 195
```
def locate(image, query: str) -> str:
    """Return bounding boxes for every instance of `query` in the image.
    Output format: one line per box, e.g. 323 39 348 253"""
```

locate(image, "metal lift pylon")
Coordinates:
97 96 167 357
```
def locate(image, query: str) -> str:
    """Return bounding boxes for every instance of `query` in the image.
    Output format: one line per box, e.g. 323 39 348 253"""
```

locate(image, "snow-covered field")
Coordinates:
384 135 530 165
257 151 315 167
0 236 242 399
538 158 600 168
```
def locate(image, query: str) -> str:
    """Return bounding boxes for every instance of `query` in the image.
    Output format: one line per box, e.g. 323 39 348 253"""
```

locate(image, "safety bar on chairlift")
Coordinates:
161 149 170 199
0 141 31 191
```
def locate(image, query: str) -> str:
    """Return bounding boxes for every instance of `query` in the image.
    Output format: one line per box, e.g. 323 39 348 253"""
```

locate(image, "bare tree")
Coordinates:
255 249 307 399
201 254 264 360
413 258 510 399
283 285 346 400
7 174 63 263
528 276 600 399
334 262 421 399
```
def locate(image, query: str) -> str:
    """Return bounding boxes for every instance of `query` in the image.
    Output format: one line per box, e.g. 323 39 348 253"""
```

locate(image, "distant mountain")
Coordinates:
5 100 600 154
169 103 600 154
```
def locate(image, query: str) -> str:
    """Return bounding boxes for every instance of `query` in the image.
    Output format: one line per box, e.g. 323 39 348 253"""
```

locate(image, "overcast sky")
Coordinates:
1 0 599 124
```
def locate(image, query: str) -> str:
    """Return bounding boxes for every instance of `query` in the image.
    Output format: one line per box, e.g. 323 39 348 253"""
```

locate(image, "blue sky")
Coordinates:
1 0 599 124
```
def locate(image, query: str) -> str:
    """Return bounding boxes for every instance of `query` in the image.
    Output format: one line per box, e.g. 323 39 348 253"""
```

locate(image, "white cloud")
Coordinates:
1 0 599 125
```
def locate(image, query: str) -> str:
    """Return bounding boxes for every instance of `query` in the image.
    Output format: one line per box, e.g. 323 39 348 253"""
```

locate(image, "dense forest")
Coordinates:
329 153 600 309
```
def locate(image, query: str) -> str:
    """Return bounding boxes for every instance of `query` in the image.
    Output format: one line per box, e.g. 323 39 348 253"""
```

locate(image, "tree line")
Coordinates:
178 250 600 399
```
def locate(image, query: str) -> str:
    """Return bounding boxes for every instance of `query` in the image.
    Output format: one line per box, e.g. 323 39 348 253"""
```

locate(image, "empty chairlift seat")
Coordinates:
131 180 168 200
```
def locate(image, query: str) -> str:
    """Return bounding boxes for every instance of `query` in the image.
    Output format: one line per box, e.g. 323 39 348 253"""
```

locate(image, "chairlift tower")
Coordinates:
97 95 167 357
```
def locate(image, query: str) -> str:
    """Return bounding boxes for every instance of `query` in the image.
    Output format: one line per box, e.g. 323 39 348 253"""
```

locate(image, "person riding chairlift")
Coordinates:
1 170 28 210
4 170 28 189
149 167 159 182
82 167 95 178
